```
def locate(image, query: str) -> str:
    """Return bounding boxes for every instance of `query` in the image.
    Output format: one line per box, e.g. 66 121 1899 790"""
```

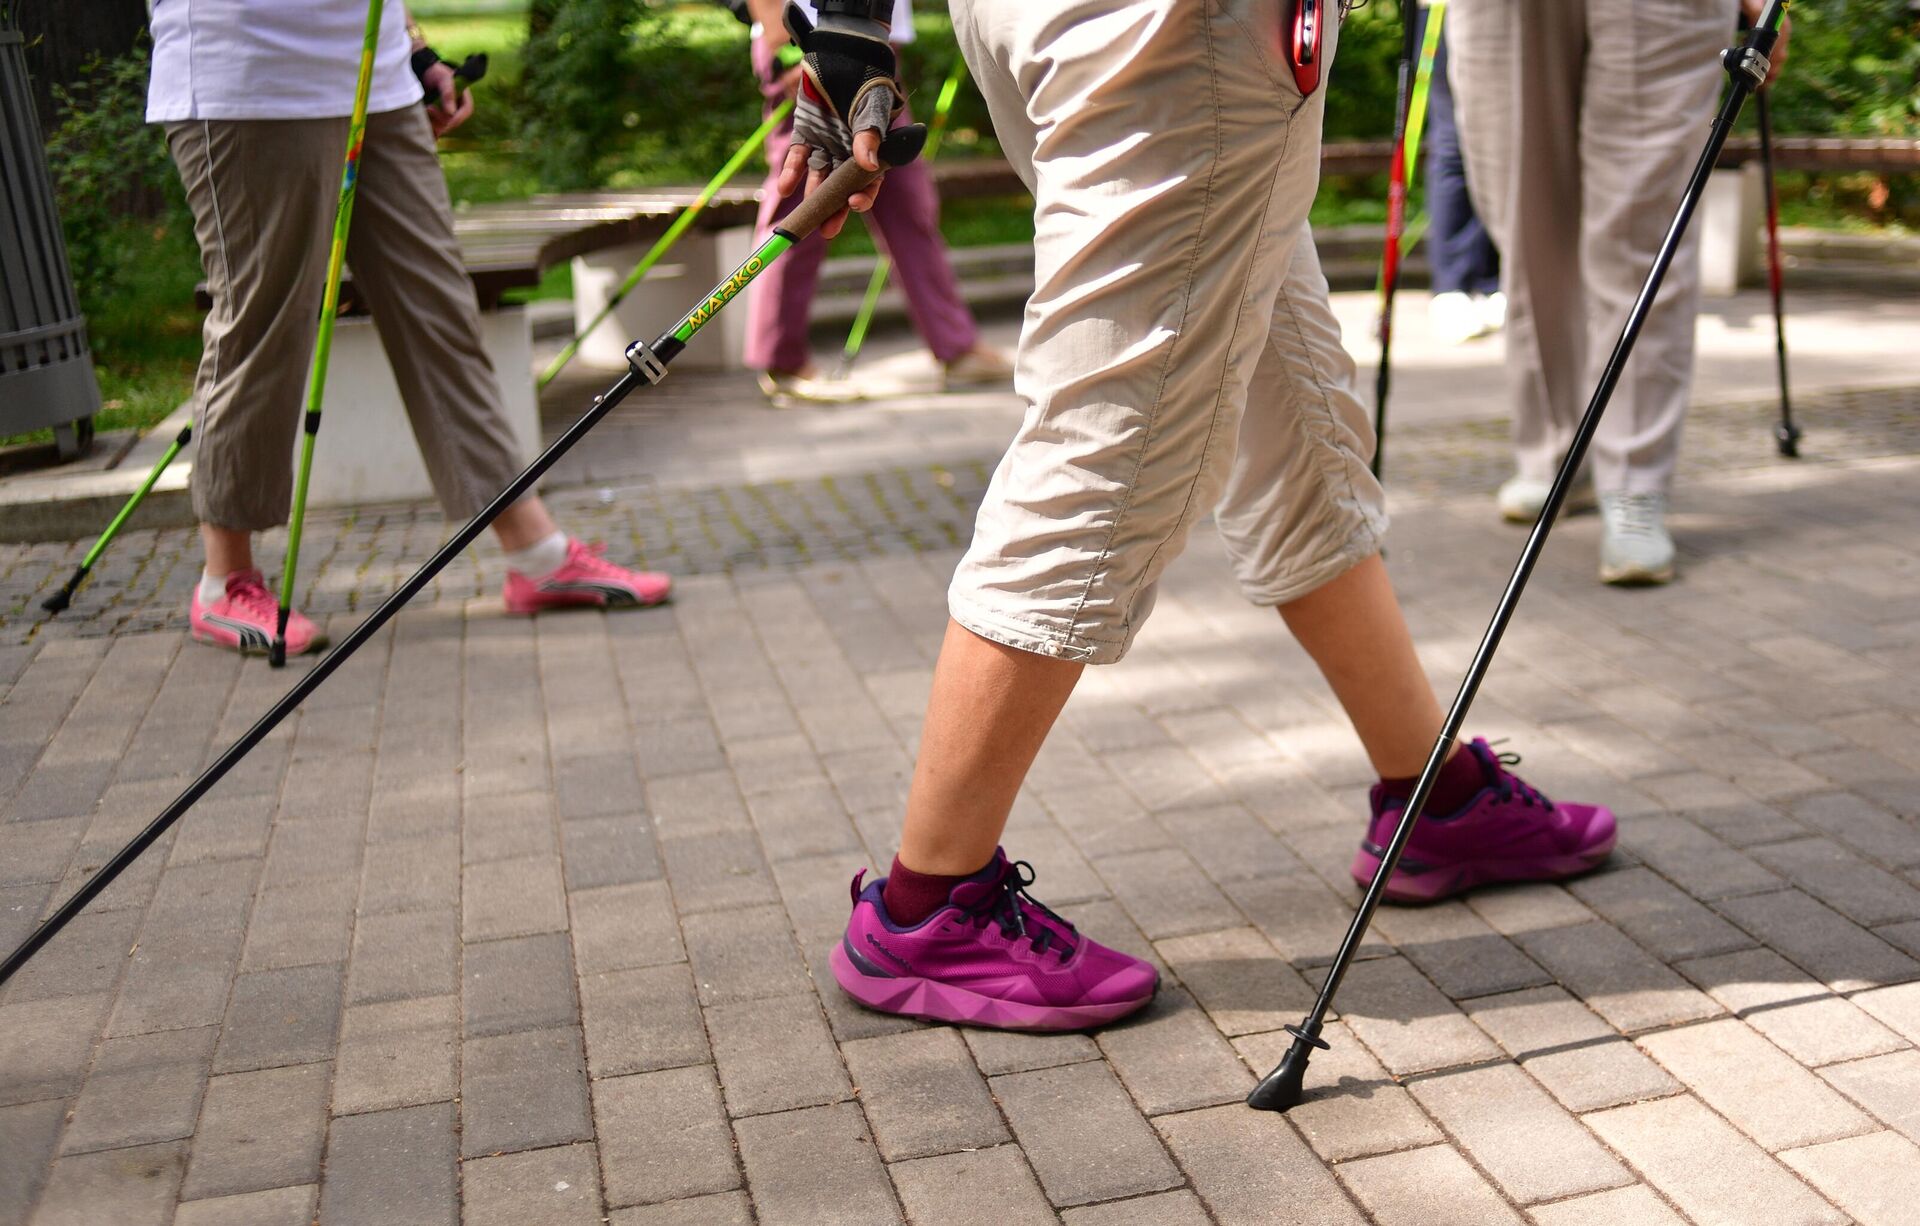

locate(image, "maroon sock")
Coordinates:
882 856 980 926
1379 744 1490 817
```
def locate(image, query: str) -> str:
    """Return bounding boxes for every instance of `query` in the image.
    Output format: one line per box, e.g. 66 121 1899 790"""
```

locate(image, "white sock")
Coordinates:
504 530 569 578
199 571 229 605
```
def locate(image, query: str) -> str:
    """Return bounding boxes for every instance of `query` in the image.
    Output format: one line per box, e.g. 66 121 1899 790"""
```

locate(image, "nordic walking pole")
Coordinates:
0 128 927 989
270 0 384 669
832 55 968 381
537 99 795 391
40 424 192 615
1371 1 1444 481
1249 4 1789 1114
1757 86 1800 457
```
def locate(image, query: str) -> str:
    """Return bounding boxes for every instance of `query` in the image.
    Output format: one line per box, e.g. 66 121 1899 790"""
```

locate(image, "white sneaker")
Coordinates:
757 369 862 407
1429 291 1490 346
1496 471 1597 524
943 345 1015 389
1480 292 1508 334
1598 491 1676 585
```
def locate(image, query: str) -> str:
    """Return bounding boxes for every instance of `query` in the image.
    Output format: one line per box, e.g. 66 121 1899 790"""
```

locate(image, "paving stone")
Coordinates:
173 1185 317 1226
1513 922 1722 1034
594 1066 740 1207
461 791 556 864
1095 986 1254 1115
580 963 709 1078
1463 987 1680 1113
346 909 458 1004
1584 1095 1848 1226
1408 1063 1632 1203
1306 955 1501 1075
1094 848 1241 940
1717 889 1920 992
990 1061 1181 1208
183 1063 332 1200
318 1102 458 1226
1223 872 1393 967
462 1142 603 1226
1777 1129 1920 1226
1565 867 1754 963
1676 946 1906 1066
1818 1050 1920 1144
0 1099 65 1226
106 919 246 1038
1750 837 1920 927
212 964 343 1074
889 1144 1056 1226
61 1026 216 1155
463 931 577 1037
1464 883 1598 937
1371 900 1552 1000
1789 792 1920 871
744 780 862 863
240 875 357 972
962 1027 1099 1076
560 814 663 891
841 1028 1006 1161
332 995 457 1116
609 1191 755 1225
646 770 754 840
1853 979 1920 1043
1155 926 1316 1036
734 1101 902 1226
28 1140 187 1226
1234 1022 1443 1162
706 992 850 1118
1621 816 1782 901
358 833 459 915
660 831 779 914
1060 1189 1212 1226
460 1027 592 1157
462 855 567 941
569 880 683 974
683 904 809 1006
261 816 366 889
1336 1143 1524 1226
0 992 108 1106
1526 1185 1688 1226
1156 801 1306 885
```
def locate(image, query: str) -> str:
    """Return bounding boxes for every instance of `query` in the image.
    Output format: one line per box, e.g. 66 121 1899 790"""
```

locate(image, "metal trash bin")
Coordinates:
0 24 101 461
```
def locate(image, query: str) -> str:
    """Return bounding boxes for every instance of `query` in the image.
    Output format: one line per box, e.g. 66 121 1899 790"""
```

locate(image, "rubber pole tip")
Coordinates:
1246 1043 1312 1113
268 641 286 669
40 590 71 614
880 125 928 167
1775 424 1801 458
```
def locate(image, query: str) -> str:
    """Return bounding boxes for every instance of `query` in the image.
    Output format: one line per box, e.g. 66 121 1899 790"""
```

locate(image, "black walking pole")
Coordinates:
1248 5 1789 1114
1371 0 1422 481
0 129 925 987
1757 87 1800 457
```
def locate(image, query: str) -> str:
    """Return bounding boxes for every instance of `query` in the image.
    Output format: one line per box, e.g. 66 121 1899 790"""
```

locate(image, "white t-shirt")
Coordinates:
791 0 917 44
147 0 423 123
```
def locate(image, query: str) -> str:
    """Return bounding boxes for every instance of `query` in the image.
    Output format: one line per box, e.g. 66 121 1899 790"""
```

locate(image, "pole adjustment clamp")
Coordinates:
625 340 668 385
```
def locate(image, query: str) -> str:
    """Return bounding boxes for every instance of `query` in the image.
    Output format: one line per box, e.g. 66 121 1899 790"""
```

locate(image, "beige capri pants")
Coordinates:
948 0 1388 665
167 107 524 532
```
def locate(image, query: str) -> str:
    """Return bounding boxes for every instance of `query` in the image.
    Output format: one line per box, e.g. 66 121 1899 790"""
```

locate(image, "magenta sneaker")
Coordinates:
830 850 1159 1031
502 539 671 614
1352 739 1616 904
190 569 325 657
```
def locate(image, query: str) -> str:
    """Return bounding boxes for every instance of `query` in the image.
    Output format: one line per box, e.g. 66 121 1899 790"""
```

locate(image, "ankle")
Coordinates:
882 855 986 926
1378 742 1489 817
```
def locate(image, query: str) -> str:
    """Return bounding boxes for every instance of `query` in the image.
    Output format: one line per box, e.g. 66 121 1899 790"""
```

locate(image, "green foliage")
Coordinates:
517 0 660 187
1762 0 1919 137
43 41 186 302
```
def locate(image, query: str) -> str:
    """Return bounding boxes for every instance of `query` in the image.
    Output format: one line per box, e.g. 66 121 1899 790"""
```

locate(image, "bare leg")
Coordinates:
1276 553 1450 778
896 621 1083 875
490 496 560 554
201 524 253 576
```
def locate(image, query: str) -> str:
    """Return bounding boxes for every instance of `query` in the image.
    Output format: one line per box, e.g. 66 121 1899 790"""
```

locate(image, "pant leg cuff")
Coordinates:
947 594 1129 666
1236 522 1387 608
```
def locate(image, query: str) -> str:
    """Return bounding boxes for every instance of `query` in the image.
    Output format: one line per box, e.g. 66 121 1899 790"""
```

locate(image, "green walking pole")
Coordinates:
271 0 384 668
832 56 969 381
40 424 193 615
537 98 796 391
1370 0 1445 482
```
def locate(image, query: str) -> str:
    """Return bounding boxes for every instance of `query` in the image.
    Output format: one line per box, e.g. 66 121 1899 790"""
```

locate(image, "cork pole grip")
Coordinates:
779 124 929 242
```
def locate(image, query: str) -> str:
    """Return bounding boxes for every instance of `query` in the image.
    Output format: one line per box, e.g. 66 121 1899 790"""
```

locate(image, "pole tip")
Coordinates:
1775 423 1801 458
267 640 287 669
40 590 72 615
1247 1025 1328 1113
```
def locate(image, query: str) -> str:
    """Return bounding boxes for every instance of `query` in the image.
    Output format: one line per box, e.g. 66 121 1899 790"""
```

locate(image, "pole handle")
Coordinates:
778 126 927 242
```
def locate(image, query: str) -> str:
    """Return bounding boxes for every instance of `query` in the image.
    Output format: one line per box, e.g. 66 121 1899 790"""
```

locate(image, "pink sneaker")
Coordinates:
830 849 1159 1031
502 539 671 614
1353 738 1616 904
189 569 325 657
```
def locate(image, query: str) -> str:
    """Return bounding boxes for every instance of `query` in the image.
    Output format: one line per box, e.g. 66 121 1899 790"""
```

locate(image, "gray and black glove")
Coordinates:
783 0 903 174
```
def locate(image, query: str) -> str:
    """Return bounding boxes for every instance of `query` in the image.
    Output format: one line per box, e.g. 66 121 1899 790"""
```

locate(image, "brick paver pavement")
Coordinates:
4 373 1920 1222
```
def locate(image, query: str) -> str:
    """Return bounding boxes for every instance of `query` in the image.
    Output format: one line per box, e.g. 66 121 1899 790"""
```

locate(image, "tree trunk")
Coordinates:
14 0 149 137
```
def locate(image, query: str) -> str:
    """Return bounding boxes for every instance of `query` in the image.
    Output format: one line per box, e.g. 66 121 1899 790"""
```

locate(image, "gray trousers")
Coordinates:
168 107 524 531
1448 0 1736 493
